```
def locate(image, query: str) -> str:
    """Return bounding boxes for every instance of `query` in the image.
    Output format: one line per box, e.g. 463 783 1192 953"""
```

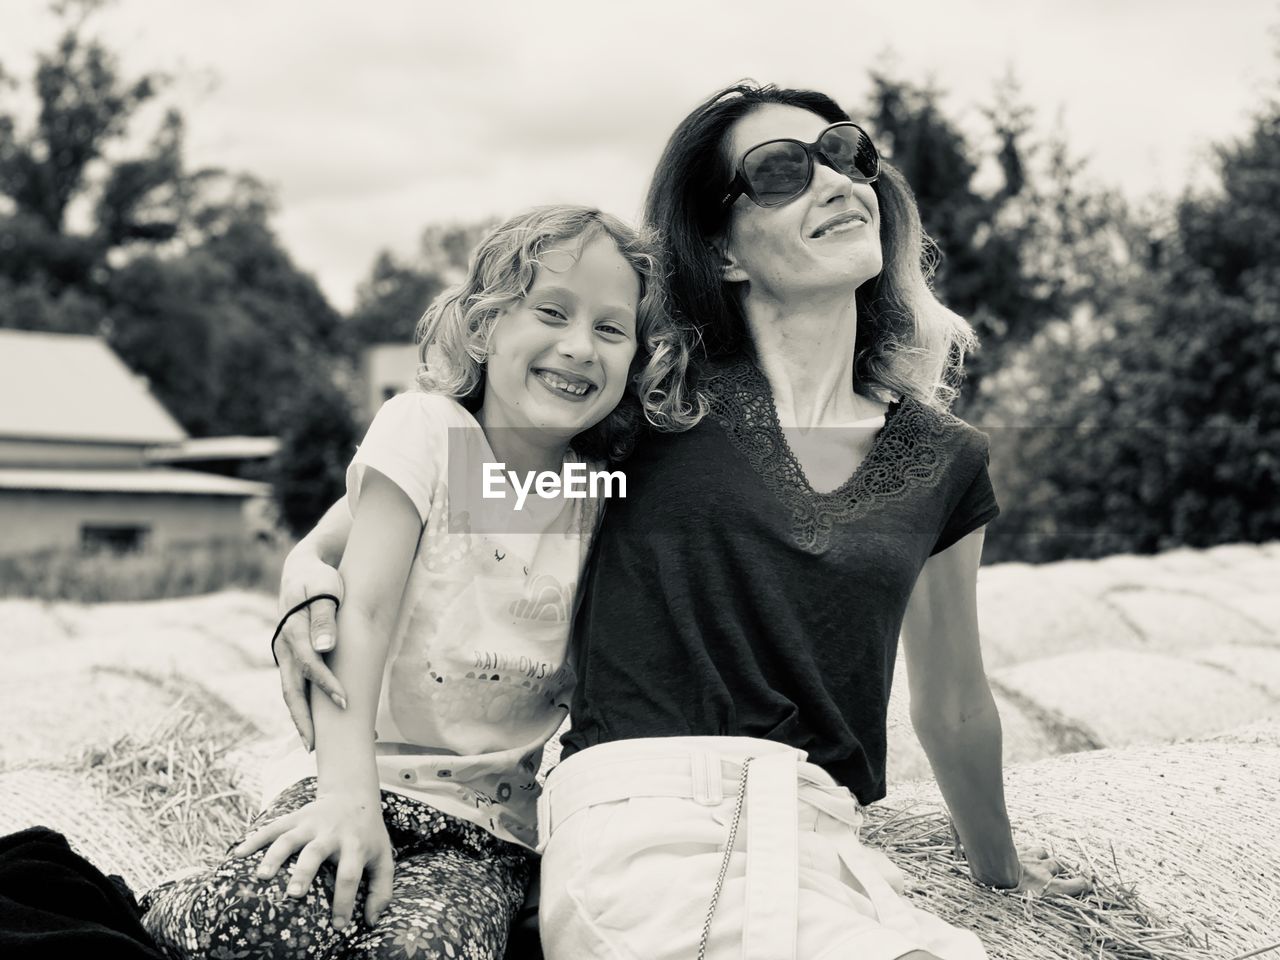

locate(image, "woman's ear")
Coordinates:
708 238 748 284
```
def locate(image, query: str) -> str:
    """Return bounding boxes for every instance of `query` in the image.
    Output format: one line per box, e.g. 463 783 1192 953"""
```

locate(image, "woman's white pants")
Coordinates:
537 736 987 960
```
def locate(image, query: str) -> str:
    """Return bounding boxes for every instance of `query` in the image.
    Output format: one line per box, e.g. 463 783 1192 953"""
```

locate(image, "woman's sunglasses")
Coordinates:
720 121 880 210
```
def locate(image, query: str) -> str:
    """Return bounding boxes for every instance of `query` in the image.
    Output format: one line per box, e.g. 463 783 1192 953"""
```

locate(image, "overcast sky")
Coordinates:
3 0 1277 310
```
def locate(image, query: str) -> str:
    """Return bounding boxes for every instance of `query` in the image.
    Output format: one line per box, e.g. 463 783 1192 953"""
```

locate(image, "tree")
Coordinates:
0 2 346 439
346 251 445 347
106 174 345 436
346 221 496 348
863 70 1127 406
0 2 156 237
977 82 1280 562
268 375 360 539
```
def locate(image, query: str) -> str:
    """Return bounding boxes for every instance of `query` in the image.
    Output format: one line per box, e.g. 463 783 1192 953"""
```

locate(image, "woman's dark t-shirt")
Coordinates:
560 356 999 805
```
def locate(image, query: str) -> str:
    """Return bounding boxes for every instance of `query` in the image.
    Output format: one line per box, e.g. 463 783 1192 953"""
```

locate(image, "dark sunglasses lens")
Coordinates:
743 142 811 204
820 126 878 179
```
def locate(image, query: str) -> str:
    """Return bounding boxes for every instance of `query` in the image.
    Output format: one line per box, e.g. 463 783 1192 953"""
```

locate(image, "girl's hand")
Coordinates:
275 546 347 751
232 792 393 928
1004 844 1093 898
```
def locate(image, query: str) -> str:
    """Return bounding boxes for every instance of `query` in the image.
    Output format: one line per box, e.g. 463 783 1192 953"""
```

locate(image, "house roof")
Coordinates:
146 436 281 463
0 330 188 446
0 467 269 498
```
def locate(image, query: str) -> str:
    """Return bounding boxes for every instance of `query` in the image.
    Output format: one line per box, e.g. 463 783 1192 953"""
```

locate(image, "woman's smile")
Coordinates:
810 209 870 239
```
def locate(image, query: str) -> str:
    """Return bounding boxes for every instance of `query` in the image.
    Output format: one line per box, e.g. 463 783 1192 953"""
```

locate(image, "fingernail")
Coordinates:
332 916 346 930
333 694 347 710
315 634 333 652
288 884 302 896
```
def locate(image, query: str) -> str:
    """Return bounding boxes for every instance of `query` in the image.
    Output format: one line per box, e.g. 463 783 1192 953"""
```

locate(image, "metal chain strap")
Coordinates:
696 756 752 960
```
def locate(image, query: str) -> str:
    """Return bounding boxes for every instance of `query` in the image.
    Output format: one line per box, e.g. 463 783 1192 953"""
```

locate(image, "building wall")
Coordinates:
0 439 148 469
359 344 420 425
0 490 252 556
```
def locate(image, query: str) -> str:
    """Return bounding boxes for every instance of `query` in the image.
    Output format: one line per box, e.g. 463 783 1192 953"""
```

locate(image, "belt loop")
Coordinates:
692 751 722 805
535 783 554 853
742 751 799 960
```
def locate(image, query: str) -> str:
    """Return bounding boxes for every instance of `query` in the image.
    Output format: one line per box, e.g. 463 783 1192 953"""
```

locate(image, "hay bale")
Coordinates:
886 670 1065 783
5 625 257 687
1202 543 1269 566
872 726 1280 958
1086 544 1279 601
0 668 190 769
1101 587 1273 647
0 768 191 894
995 650 1275 747
0 598 70 652
222 735 290 803
978 566 1140 668
1149 548 1229 577
0 704 260 895
1205 719 1280 747
1211 586 1280 638
200 666 297 740
1089 552 1175 584
1190 645 1280 698
51 590 277 667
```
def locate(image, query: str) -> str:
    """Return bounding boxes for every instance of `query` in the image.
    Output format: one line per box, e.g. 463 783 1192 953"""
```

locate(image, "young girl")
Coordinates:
141 205 700 960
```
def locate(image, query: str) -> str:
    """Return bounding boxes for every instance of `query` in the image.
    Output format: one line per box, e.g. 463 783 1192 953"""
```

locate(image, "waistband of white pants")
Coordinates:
538 736 858 845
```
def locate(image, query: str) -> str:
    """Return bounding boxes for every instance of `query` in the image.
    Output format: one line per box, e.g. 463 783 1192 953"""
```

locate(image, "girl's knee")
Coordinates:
354 913 509 960
145 861 340 960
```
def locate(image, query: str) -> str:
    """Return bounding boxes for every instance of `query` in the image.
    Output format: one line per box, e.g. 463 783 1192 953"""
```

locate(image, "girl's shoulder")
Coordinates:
381 386 478 419
380 389 477 427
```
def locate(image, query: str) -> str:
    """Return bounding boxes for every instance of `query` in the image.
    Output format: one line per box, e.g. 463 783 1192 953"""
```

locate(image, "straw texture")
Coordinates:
0 767 191 893
0 667 189 768
876 725 1280 959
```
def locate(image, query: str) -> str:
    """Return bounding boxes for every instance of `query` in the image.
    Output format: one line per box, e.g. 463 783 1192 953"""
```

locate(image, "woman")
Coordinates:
273 83 1087 959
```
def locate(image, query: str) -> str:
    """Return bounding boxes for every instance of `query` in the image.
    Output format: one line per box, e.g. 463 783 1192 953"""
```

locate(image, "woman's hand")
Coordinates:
991 844 1093 899
233 792 394 928
275 543 347 750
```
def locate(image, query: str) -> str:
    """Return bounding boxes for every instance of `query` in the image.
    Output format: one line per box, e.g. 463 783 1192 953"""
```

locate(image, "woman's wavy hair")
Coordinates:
414 205 702 461
644 81 977 410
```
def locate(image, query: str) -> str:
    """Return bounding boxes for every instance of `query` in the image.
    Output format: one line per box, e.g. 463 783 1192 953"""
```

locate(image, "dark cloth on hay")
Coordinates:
0 825 163 959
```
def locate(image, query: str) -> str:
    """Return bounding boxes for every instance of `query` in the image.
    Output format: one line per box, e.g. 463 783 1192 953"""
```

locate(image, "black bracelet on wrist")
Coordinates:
270 593 341 666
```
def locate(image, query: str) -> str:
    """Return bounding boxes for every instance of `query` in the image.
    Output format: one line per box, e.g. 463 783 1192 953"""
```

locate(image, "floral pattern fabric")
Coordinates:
140 779 533 960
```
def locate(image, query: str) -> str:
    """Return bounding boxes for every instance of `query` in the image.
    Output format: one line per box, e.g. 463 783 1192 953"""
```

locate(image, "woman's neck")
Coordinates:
744 292 876 429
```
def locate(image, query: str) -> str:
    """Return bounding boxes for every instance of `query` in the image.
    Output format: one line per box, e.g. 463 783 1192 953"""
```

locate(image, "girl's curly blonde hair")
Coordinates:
414 205 703 461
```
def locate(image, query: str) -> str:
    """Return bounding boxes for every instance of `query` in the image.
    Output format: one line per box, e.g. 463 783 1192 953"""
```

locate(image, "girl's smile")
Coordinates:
532 367 597 399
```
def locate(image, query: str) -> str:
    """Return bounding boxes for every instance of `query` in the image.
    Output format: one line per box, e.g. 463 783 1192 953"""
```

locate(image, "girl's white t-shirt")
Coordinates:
263 391 601 849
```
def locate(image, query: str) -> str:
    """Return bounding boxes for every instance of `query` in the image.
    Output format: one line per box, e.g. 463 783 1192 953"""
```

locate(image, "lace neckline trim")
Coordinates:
703 356 947 553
